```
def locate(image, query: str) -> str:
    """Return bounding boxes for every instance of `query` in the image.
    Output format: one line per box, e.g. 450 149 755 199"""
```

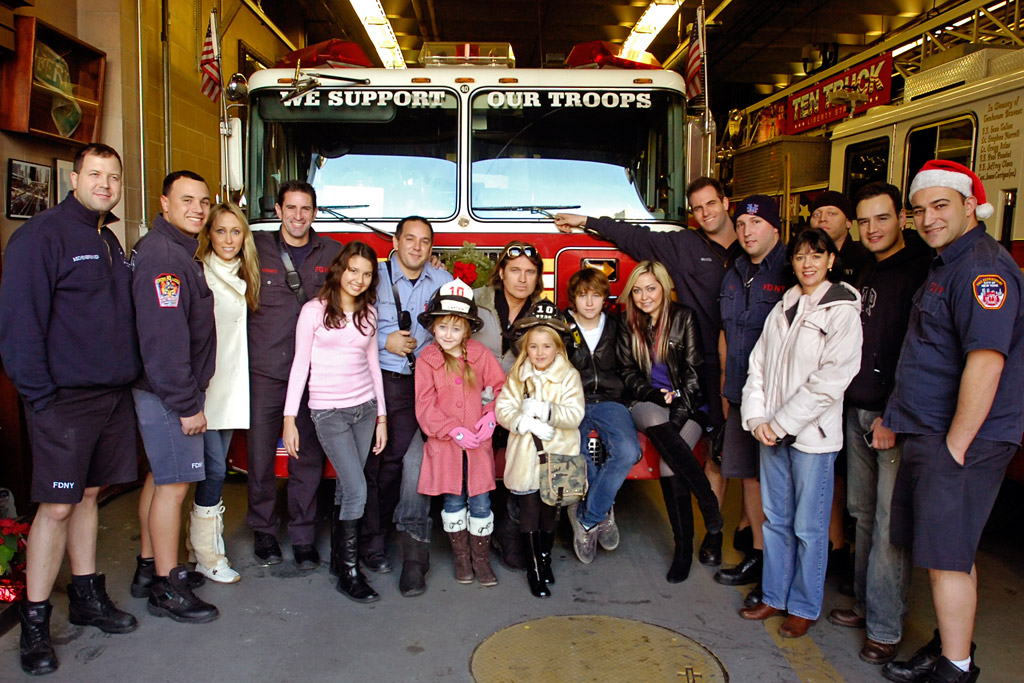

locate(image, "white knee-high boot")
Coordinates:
190 501 241 584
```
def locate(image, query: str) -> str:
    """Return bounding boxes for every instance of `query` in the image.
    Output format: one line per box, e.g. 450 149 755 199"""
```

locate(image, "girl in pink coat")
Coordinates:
415 279 506 586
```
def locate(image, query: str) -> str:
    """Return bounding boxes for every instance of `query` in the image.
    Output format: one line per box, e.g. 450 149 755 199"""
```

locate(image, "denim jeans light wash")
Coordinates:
195 429 233 507
577 401 643 529
759 442 837 621
311 400 377 521
845 408 911 644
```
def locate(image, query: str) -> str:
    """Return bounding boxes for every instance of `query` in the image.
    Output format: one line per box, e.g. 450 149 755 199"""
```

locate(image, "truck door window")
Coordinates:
903 114 977 203
843 136 890 200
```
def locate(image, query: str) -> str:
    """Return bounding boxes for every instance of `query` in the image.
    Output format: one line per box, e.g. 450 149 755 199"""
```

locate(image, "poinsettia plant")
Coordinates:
441 242 494 287
0 518 29 576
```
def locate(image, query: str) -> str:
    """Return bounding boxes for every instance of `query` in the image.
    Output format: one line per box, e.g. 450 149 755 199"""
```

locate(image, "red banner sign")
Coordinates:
785 53 894 134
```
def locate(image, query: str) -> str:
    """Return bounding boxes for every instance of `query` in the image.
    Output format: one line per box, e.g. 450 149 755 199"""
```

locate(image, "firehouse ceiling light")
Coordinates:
621 0 682 60
348 0 406 69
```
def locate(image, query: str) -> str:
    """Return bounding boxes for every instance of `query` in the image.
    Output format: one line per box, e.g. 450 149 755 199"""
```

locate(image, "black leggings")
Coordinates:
516 492 557 533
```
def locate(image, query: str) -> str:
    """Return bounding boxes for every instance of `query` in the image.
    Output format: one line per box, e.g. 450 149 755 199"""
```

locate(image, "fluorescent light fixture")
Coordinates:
892 37 923 57
349 0 406 68
621 0 681 59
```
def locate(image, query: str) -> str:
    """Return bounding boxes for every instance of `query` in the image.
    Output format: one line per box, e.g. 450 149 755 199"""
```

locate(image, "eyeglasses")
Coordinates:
503 245 538 260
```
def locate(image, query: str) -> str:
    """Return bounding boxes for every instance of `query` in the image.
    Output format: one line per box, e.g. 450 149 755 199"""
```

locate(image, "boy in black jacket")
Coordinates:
562 269 641 564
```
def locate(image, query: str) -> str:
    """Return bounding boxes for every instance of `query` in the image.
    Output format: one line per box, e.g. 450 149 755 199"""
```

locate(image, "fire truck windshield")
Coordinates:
247 88 459 222
470 89 685 221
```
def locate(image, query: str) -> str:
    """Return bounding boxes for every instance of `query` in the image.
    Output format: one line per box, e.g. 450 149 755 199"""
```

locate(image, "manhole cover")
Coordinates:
471 614 728 682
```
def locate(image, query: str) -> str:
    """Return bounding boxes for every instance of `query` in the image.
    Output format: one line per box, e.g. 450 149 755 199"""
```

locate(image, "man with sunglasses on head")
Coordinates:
362 215 451 597
473 240 546 571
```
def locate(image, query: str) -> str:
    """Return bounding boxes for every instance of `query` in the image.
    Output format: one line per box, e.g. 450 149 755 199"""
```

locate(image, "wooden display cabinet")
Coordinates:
0 16 105 144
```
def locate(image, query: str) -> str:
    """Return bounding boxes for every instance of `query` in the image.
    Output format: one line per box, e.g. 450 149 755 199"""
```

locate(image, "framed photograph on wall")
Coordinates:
55 159 74 203
6 159 52 219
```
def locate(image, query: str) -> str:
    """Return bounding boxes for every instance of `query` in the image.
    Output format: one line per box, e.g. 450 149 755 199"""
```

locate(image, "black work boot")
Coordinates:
19 601 58 675
883 631 976 683
523 532 551 598
928 656 980 683
67 574 138 633
714 549 763 586
253 531 283 566
147 565 219 623
398 531 430 597
336 519 379 603
131 555 204 598
659 476 694 584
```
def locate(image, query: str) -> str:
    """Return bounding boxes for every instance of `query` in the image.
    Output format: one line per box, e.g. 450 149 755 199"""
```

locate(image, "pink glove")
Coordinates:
473 410 497 441
448 427 480 450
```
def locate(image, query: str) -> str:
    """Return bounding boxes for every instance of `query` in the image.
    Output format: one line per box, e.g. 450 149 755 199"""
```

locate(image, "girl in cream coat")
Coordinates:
496 300 585 597
191 203 261 583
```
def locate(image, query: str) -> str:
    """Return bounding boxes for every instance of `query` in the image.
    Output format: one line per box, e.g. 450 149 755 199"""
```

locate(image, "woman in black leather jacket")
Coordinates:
618 261 724 583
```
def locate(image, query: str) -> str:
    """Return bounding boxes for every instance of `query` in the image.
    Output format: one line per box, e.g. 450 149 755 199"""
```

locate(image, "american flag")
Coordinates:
200 20 221 102
684 17 703 100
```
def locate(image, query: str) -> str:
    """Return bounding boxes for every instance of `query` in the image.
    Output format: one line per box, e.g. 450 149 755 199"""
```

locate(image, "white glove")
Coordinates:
517 414 555 441
521 397 551 422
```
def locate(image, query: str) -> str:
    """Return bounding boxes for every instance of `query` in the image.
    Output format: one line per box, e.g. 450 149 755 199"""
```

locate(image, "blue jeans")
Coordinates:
759 443 836 621
195 429 232 506
578 401 641 529
311 401 377 521
442 456 491 518
845 408 910 644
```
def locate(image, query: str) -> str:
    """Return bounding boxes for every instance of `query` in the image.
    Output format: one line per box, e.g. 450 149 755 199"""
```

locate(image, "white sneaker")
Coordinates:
597 507 620 551
197 558 241 584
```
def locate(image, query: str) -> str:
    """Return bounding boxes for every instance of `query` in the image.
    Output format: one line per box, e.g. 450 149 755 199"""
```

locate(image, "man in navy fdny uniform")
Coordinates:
0 144 140 675
130 171 219 624
882 161 1024 683
246 180 340 569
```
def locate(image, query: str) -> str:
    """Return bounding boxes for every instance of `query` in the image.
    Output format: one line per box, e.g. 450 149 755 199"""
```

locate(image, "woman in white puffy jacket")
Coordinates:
738 228 862 639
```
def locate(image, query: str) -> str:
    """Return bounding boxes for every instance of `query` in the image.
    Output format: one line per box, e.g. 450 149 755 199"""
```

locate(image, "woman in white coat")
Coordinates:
739 228 862 638
191 203 261 583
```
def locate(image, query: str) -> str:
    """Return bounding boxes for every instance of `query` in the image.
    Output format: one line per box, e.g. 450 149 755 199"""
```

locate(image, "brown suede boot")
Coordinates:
468 511 498 586
448 530 473 584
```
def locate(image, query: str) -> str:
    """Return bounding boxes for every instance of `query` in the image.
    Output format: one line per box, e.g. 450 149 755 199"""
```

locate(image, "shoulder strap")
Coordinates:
274 231 307 304
385 258 405 321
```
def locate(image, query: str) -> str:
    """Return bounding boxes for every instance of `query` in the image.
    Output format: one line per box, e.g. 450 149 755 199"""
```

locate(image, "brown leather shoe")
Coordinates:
827 608 866 629
739 603 783 620
779 615 815 638
860 639 899 665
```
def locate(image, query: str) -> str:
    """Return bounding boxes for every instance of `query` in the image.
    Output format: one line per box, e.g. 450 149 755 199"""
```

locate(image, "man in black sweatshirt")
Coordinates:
0 144 140 675
827 182 931 665
130 171 218 624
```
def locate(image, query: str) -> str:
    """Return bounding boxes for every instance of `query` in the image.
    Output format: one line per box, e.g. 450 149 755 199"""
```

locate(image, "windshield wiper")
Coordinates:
317 206 395 239
474 205 581 218
281 62 371 103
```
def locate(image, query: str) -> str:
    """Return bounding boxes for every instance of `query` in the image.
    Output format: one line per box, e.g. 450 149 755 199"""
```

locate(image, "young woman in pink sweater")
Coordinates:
283 241 387 603
415 279 506 587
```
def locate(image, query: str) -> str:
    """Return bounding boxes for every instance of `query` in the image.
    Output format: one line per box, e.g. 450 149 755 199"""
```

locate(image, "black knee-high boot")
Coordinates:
646 423 723 534
659 475 694 583
522 532 551 598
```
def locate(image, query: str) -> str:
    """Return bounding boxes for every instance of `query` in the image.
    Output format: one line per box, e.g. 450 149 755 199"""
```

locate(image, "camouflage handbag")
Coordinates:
531 434 587 507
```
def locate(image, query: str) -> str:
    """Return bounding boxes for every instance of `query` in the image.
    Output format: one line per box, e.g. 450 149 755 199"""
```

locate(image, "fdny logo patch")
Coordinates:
973 274 1006 310
154 273 181 308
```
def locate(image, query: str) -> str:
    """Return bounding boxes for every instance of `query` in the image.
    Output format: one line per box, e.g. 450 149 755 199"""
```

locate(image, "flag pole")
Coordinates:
699 1 710 134
211 7 229 201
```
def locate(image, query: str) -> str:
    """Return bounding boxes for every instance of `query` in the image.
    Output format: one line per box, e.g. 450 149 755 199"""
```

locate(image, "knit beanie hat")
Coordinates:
733 194 781 230
810 190 854 222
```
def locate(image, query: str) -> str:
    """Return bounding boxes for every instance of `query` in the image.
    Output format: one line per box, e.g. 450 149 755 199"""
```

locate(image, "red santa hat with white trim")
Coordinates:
908 160 994 220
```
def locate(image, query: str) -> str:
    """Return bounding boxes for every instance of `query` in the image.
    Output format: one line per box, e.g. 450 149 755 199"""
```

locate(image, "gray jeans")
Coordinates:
312 400 378 521
845 407 911 644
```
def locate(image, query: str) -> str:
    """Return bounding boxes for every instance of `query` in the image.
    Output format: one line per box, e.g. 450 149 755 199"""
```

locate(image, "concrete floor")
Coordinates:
1 476 1021 682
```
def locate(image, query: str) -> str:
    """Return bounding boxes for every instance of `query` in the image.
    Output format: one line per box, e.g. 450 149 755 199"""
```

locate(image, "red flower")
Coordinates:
0 519 29 537
452 261 478 286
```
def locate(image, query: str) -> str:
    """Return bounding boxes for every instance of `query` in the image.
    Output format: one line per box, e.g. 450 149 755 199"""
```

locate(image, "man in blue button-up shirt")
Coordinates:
361 216 451 596
883 161 1024 682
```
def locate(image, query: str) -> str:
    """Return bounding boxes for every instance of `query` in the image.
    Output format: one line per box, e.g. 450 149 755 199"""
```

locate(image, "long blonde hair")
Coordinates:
429 314 476 388
510 326 568 380
197 202 261 311
622 261 674 375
